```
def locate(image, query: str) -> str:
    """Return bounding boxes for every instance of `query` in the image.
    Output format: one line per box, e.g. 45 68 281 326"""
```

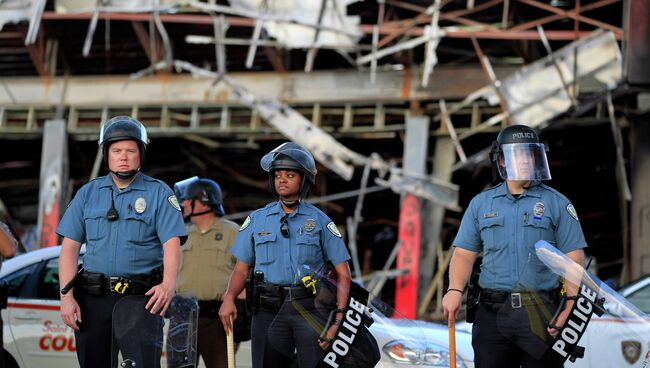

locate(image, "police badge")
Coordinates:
533 202 545 220
135 197 147 213
304 219 316 232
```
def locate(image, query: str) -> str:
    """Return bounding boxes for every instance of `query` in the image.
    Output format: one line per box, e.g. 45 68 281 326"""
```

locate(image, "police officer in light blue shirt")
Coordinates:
57 116 187 368
219 142 351 368
443 125 587 368
231 201 350 286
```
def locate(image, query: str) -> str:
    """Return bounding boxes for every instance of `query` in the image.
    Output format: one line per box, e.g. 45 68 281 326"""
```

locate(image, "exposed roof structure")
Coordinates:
1 0 625 78
1 0 647 304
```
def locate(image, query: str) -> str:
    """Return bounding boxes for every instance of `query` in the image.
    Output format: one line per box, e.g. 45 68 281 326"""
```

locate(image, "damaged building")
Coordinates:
1 0 649 321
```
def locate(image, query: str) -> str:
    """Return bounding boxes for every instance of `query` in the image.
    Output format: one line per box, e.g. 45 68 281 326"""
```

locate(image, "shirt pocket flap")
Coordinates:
253 232 277 246
83 209 106 241
478 216 504 230
83 209 105 220
124 213 152 225
528 217 552 229
296 234 320 246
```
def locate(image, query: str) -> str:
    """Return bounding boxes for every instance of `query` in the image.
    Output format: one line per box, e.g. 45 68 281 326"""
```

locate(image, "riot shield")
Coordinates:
165 295 199 368
495 244 567 363
535 240 650 367
111 295 165 368
260 264 468 368
497 240 650 367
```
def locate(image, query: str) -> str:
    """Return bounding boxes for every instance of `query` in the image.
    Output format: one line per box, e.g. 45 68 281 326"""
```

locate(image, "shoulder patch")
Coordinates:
566 203 579 222
327 222 342 238
168 195 181 211
240 216 251 231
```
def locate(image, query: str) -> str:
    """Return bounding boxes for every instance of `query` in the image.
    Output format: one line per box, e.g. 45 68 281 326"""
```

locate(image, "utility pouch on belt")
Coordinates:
80 271 106 297
148 266 163 285
259 295 283 313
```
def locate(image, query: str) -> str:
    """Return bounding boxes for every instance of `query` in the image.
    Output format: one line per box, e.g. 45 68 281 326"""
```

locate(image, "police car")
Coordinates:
564 275 650 368
0 247 475 367
454 275 650 368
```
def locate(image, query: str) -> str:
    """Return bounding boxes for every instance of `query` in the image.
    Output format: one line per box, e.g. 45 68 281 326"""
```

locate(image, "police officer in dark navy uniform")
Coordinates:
219 142 352 368
57 116 187 368
442 125 588 368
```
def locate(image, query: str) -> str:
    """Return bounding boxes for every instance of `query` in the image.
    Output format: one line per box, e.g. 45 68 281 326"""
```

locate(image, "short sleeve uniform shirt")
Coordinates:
454 182 587 291
231 201 350 285
57 173 187 277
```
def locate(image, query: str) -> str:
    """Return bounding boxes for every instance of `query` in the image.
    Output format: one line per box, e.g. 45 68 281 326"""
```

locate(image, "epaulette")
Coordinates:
482 182 504 193
536 183 570 202
140 174 161 183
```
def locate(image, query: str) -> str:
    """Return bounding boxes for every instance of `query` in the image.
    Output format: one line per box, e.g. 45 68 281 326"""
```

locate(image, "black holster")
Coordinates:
466 267 481 323
78 271 106 296
250 271 264 314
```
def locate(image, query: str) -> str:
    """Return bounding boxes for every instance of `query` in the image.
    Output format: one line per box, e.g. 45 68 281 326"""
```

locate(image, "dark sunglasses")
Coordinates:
280 216 289 238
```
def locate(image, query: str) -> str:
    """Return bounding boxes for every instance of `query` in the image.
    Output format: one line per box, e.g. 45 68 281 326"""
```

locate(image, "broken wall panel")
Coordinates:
499 30 623 127
0 0 36 30
54 0 181 12
229 0 361 48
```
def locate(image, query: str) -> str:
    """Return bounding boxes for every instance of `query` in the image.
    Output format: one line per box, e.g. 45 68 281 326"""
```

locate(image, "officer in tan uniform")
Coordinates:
174 176 240 368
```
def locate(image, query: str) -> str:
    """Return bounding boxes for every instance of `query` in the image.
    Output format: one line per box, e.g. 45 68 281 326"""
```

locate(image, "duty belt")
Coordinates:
259 284 313 301
106 276 153 295
480 289 558 308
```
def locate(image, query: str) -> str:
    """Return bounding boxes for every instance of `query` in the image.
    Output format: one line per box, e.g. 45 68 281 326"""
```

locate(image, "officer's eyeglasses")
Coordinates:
280 216 289 238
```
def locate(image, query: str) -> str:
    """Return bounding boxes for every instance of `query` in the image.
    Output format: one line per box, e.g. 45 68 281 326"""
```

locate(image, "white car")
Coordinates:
565 275 650 368
0 246 474 367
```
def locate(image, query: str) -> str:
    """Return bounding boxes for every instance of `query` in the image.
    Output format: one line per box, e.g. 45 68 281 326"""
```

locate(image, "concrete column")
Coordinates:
630 113 650 279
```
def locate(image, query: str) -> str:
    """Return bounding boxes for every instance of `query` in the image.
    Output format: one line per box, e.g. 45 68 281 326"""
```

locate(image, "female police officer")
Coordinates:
219 142 351 368
442 125 587 368
57 116 187 368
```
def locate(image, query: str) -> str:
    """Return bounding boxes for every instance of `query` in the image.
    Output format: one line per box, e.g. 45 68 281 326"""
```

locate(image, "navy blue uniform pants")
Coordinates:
251 297 326 368
472 302 563 368
74 291 162 368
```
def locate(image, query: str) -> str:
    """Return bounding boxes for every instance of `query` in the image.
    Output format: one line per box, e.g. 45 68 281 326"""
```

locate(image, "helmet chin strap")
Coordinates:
186 209 213 219
280 197 300 208
184 200 214 221
111 169 139 181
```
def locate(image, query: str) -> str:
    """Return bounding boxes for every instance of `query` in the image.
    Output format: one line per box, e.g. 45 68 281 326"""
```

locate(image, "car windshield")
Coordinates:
625 283 650 314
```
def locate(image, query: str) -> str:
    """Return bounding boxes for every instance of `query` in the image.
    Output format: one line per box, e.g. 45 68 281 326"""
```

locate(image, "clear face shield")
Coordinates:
498 143 551 181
